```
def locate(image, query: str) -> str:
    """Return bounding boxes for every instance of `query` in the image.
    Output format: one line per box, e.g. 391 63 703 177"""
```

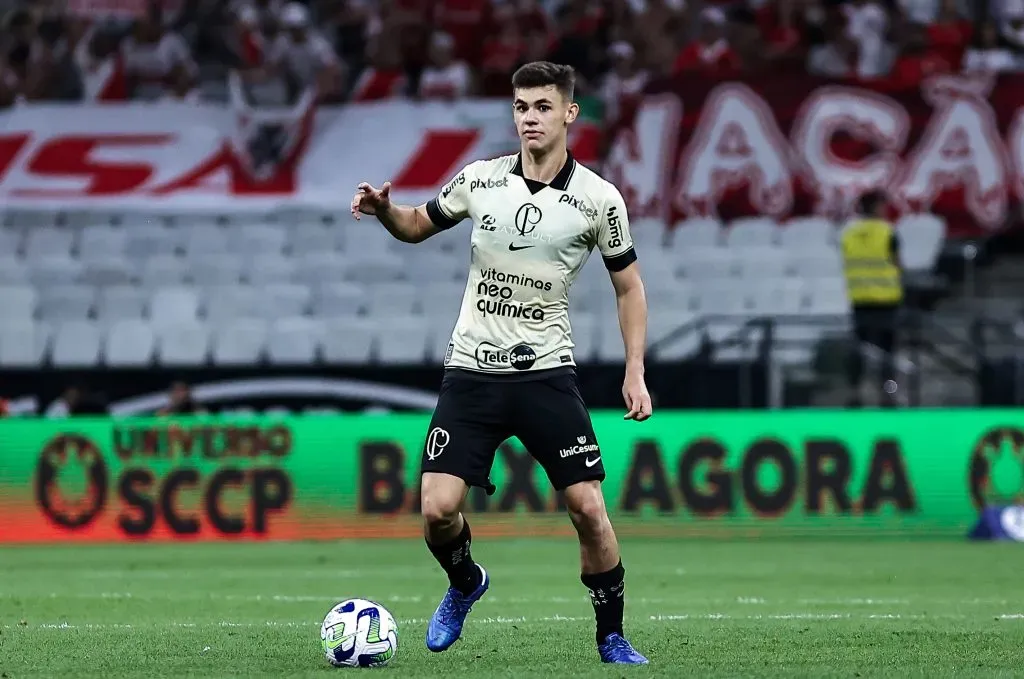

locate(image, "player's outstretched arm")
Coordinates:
610 263 653 421
350 181 440 244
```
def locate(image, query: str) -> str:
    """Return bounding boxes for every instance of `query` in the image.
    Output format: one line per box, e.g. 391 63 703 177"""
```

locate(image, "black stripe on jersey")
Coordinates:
425 198 460 230
603 246 637 272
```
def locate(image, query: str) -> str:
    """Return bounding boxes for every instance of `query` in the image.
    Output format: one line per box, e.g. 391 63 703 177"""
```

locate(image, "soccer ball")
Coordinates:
321 599 399 668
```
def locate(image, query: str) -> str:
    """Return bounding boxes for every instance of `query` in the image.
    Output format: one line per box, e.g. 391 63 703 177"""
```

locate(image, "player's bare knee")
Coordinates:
564 483 610 538
420 491 461 530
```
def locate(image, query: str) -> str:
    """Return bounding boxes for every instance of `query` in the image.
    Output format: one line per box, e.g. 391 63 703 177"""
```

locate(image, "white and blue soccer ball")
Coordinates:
321 599 399 668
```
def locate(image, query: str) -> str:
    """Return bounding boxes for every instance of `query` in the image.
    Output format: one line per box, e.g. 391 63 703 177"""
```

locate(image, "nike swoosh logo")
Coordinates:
508 243 535 251
585 456 601 468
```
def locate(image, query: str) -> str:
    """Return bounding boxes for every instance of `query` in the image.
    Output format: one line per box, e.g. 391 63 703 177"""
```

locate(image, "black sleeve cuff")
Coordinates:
425 198 460 230
603 247 637 272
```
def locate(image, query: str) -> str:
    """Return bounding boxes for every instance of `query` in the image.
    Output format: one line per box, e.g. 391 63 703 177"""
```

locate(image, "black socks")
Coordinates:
581 561 626 644
426 518 481 596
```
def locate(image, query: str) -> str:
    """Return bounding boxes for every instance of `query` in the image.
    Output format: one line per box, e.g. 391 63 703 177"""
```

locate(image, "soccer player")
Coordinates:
350 61 651 665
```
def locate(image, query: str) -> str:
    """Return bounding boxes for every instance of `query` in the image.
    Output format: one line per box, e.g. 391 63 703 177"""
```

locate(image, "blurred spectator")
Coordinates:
479 3 523 96
229 5 266 69
74 22 128 101
963 21 1020 72
808 16 856 77
158 381 207 415
230 0 283 26
266 2 345 101
673 8 741 76
121 7 198 101
927 0 972 67
350 37 408 101
843 0 892 78
46 385 110 417
434 0 490 65
600 41 648 127
999 0 1024 51
418 31 472 100
888 21 953 86
758 0 809 69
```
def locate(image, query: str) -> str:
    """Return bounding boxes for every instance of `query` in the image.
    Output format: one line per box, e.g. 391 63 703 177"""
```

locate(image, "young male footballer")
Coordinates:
351 61 651 665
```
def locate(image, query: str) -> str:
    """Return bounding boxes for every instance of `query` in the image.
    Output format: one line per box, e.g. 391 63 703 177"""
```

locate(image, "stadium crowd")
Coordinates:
0 0 1010 111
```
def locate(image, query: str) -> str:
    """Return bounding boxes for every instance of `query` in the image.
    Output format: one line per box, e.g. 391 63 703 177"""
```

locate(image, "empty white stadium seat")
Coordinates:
38 285 94 322
126 225 177 258
158 321 210 365
79 227 127 260
790 251 843 280
97 285 148 322
369 282 420 316
726 217 779 248
409 252 465 282
749 280 806 316
191 254 244 285
669 218 722 250
0 284 37 320
150 286 200 326
261 283 311 317
229 223 286 255
694 286 747 315
81 257 134 286
314 282 366 316
569 310 598 363
245 254 296 284
184 225 231 257
212 318 268 365
24 227 75 259
293 252 347 285
344 253 406 283
897 214 945 272
29 256 82 285
139 255 188 286
779 216 837 251
737 248 789 280
0 255 28 284
807 279 850 315
51 320 102 367
106 319 155 367
678 248 736 279
378 316 430 364
267 317 321 365
0 321 47 367
204 285 264 320
289 224 336 255
647 312 701 360
321 317 376 364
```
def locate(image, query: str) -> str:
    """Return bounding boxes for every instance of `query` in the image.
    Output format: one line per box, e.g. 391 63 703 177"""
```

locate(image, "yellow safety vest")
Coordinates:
841 219 903 305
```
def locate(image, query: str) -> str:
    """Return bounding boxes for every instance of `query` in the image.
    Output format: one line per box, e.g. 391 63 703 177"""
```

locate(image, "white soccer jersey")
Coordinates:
425 152 636 375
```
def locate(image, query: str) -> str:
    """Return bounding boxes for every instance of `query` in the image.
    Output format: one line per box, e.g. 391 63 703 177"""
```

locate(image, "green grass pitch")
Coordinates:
2 539 1024 678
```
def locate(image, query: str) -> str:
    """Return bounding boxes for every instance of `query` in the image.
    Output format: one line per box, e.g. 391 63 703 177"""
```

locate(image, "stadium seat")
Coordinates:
245 254 296 284
97 285 148 322
790 251 843 280
191 254 244 285
378 316 430 364
679 249 737 281
410 252 465 282
694 285 747 315
106 319 155 367
669 218 722 250
0 228 22 255
157 321 210 366
267 317 321 365
427 319 456 363
289 224 336 255
293 252 348 285
737 248 789 280
184 225 231 257
321 317 376 364
29 255 82 286
780 216 837 251
204 284 264 320
24 227 75 260
344 253 406 283
212 318 268 365
313 282 366 316
38 285 95 322
139 255 189 287
261 283 311 317
0 255 28 284
568 310 597 362
79 227 127 261
725 216 779 248
807 279 850 315
51 320 102 367
0 284 37 320
150 286 200 326
81 256 134 286
369 282 420 316
897 214 945 272
125 224 178 258
749 280 806 316
0 320 47 367
229 223 287 256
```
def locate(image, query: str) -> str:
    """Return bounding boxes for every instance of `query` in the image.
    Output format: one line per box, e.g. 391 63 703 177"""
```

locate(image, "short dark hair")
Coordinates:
512 61 575 101
859 190 886 215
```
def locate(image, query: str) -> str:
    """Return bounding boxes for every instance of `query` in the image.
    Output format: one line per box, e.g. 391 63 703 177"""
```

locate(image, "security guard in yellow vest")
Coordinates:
841 192 903 406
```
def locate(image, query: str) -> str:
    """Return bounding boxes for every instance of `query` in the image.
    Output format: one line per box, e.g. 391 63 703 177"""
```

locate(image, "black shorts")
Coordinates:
421 368 606 493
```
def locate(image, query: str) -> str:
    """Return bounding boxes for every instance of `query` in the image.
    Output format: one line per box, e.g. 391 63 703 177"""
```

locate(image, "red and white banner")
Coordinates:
1 74 1023 237
606 73 1024 236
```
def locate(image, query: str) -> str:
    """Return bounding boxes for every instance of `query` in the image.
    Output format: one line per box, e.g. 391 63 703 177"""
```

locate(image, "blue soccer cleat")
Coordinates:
425 564 489 652
599 633 649 664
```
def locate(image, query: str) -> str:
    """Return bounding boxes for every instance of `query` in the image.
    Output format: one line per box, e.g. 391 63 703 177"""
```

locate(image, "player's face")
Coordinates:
513 86 579 154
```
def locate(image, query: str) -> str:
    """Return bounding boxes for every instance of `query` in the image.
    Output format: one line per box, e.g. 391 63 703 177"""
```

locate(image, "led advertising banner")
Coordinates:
1 412 1020 543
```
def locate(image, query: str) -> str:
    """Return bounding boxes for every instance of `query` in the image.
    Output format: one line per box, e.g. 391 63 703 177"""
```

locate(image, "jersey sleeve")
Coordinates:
425 163 474 230
596 185 638 271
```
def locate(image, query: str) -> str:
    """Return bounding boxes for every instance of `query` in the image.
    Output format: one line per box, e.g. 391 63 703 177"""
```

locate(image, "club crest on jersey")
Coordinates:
475 342 537 370
515 204 543 236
